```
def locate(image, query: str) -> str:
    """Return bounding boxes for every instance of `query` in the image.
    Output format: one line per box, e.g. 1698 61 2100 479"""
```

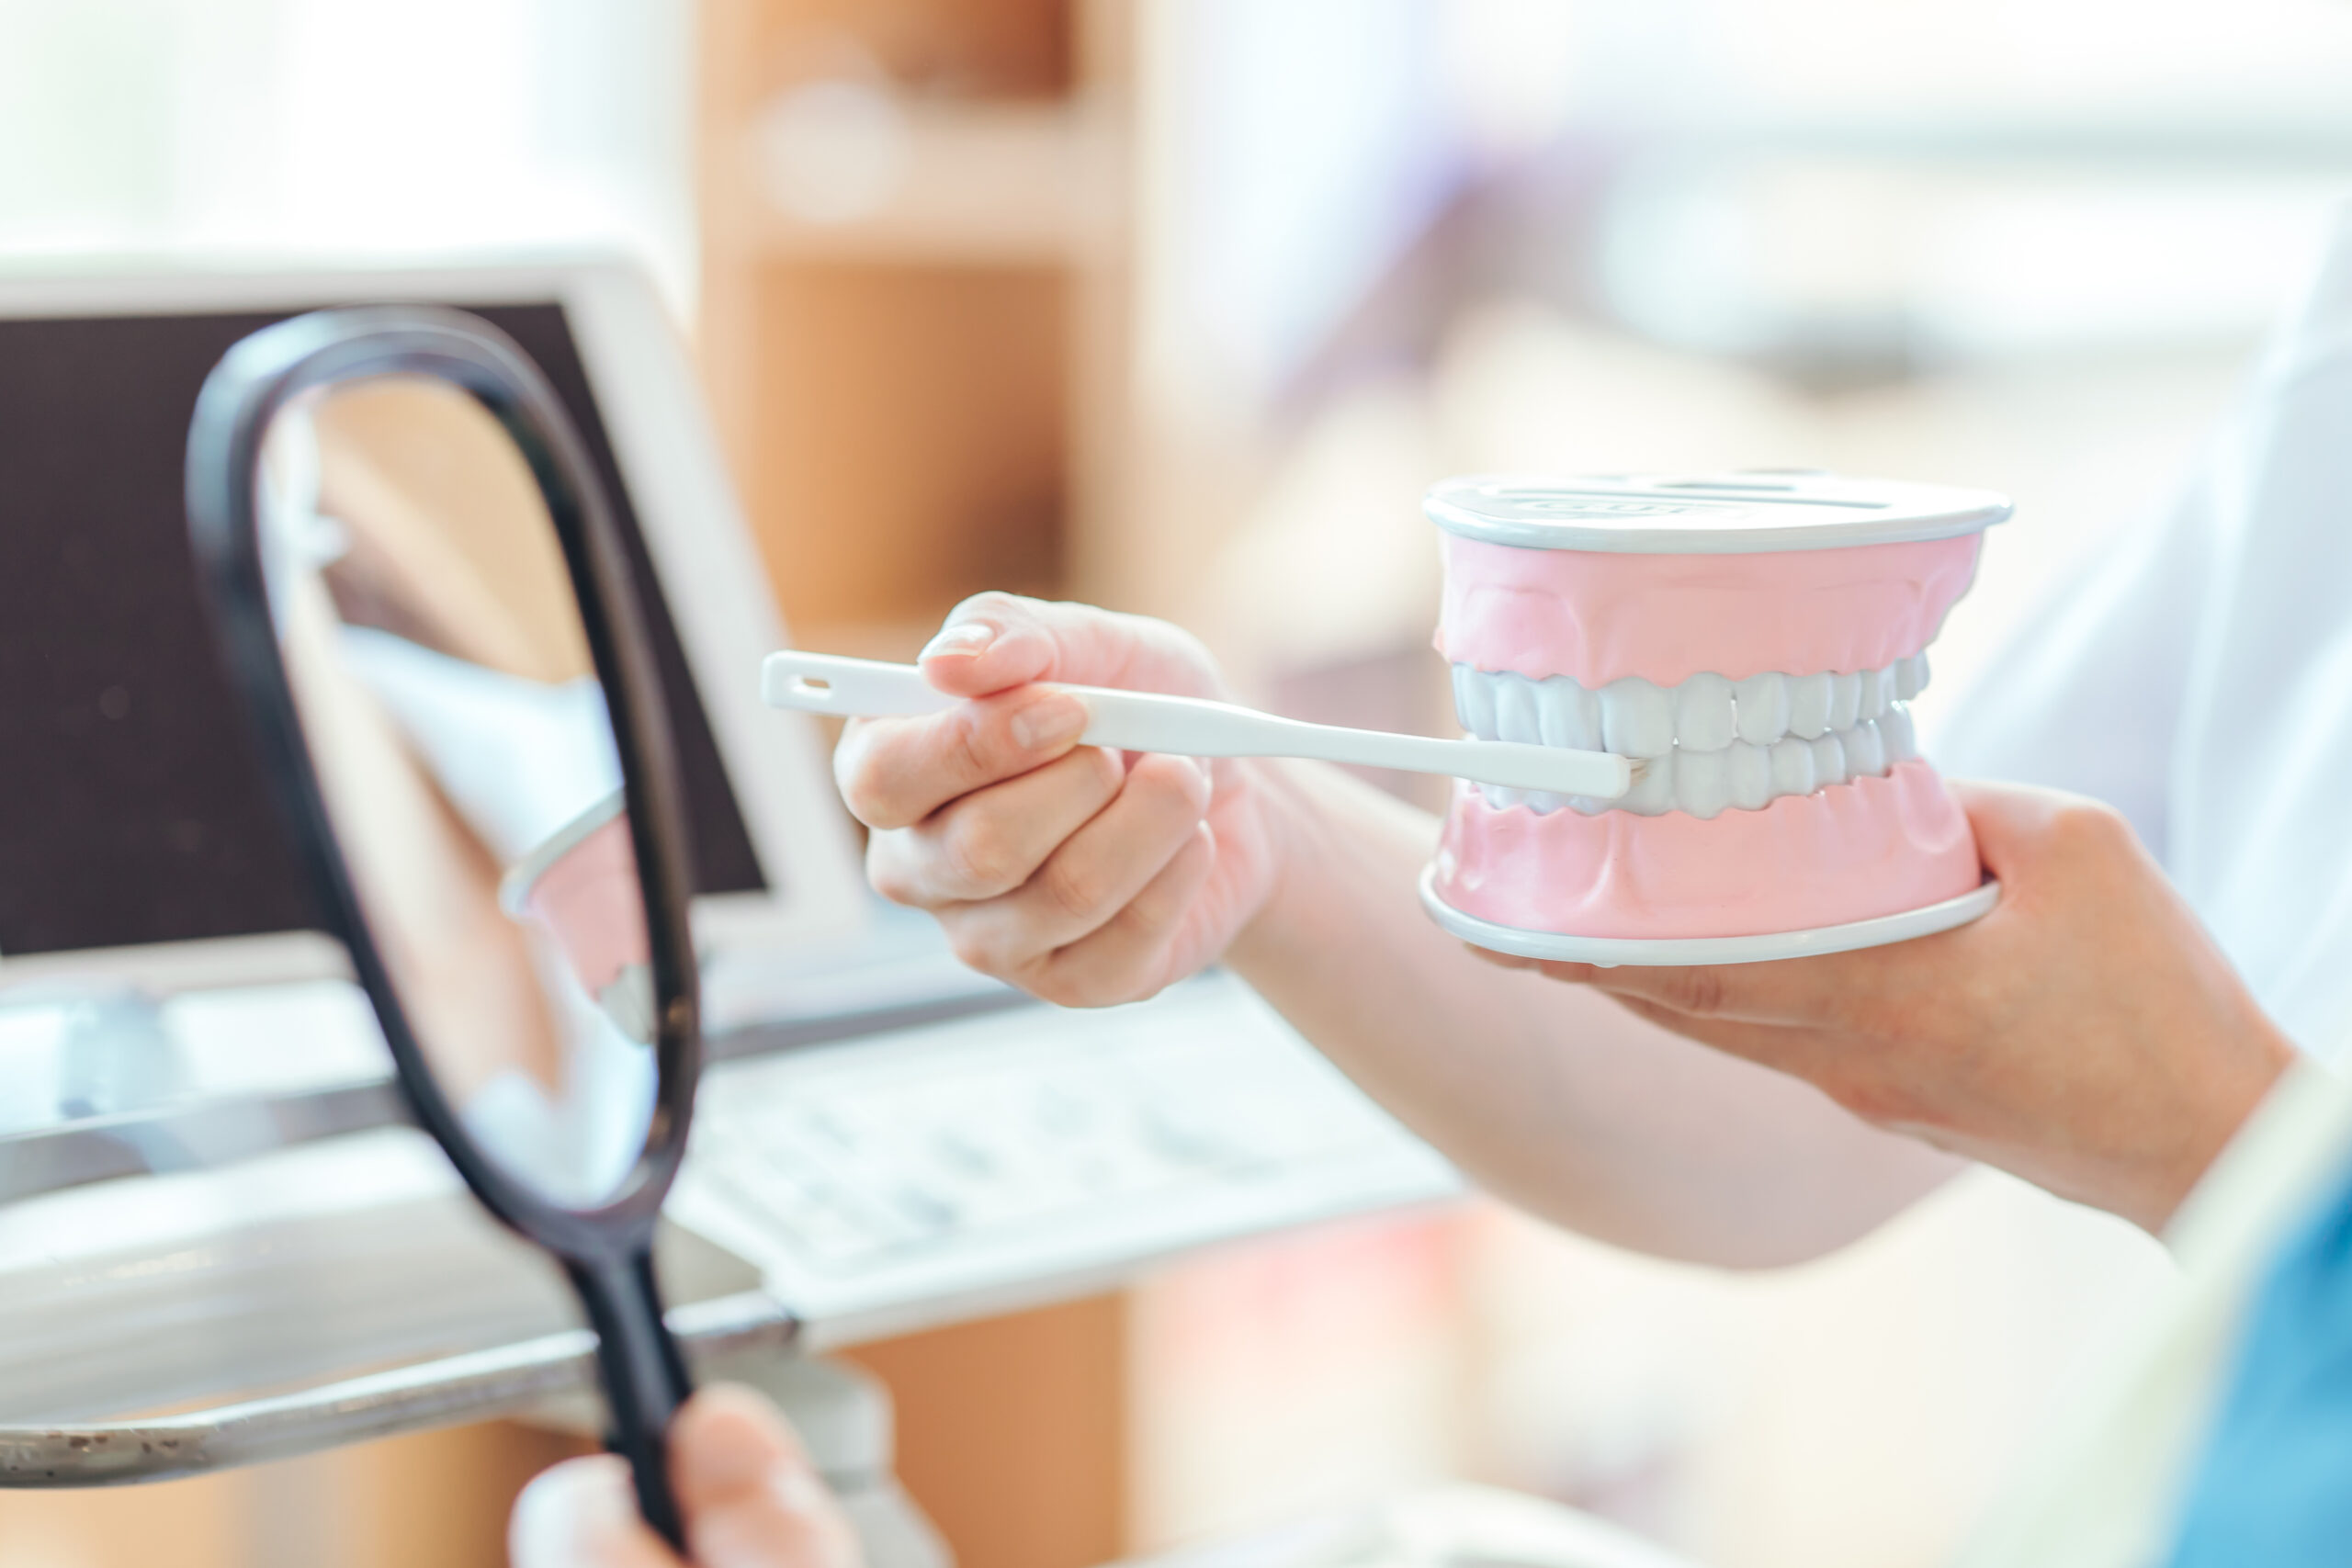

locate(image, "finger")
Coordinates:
867 744 1125 907
1029 822 1219 1006
940 752 1211 976
1944 776 2069 868
916 592 1220 699
672 1385 861 1568
1946 776 2148 891
834 685 1091 831
511 1455 677 1568
1466 943 1539 970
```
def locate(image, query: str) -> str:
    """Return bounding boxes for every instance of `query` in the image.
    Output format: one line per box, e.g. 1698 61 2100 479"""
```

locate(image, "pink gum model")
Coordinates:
1436 533 1982 689
1434 762 1979 940
514 813 651 995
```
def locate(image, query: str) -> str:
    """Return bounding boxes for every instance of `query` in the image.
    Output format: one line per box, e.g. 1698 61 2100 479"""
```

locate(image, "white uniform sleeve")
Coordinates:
1929 461 2220 871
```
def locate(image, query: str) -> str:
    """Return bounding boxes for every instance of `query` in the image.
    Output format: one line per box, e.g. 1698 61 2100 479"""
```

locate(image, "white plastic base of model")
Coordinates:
1419 869 2000 966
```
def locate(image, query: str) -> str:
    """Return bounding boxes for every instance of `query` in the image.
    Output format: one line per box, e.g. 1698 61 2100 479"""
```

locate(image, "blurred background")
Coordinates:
6 1 2352 1565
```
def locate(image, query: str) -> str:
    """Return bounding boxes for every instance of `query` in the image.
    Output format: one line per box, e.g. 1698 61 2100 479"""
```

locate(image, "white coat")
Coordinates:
1939 200 2352 1055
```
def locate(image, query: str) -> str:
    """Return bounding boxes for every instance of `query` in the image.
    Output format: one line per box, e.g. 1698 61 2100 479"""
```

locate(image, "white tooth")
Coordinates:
1672 672 1736 751
1881 703 1918 763
1769 737 1817 796
1827 671 1862 731
1569 794 1610 816
1735 671 1792 745
1483 783 1524 810
1616 750 1676 815
1673 746 1732 819
1538 676 1602 750
1600 677 1675 759
1858 666 1889 721
1525 794 1564 814
1495 674 1543 744
1846 717 1887 777
1789 672 1833 739
1727 740 1773 810
1894 651 1929 700
1811 731 1849 787
1454 666 1498 739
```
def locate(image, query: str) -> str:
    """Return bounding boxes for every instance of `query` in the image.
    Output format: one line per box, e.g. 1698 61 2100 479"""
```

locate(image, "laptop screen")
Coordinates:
0 300 767 962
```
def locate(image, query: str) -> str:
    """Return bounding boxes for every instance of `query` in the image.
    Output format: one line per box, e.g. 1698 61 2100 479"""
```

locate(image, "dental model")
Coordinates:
1422 471 2009 964
503 790 657 1043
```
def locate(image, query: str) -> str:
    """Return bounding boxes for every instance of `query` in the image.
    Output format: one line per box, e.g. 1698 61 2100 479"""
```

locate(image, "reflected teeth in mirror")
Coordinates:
1735 671 1790 745
1448 664 1925 817
1789 672 1833 739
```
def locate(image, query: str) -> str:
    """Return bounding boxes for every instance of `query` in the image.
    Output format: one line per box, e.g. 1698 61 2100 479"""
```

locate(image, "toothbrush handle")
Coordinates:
763 651 1633 800
762 650 956 716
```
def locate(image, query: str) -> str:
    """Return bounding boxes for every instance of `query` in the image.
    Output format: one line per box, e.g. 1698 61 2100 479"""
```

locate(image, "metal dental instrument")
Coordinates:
763 650 1638 801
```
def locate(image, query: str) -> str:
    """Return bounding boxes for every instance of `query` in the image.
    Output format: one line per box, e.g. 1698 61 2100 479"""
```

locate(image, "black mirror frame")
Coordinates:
185 305 702 1541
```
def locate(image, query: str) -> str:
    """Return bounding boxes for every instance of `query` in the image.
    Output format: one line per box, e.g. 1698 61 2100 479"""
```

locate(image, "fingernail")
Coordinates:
921 622 996 660
1011 694 1086 751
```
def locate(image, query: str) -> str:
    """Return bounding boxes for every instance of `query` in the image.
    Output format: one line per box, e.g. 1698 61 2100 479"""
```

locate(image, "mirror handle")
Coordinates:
569 1249 695 1548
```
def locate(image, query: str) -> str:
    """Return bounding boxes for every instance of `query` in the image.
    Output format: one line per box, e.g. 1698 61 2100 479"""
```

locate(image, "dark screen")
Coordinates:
0 300 767 959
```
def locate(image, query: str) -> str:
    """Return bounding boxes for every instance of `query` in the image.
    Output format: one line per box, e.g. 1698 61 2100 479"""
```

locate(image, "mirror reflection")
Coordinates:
260 376 657 1209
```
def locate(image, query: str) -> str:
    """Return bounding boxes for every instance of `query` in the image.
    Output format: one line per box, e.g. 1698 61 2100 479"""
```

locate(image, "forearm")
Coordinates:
1227 761 1962 1267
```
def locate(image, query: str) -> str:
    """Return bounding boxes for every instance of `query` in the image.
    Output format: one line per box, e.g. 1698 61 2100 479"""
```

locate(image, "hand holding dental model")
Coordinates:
820 470 2297 1248
1477 782 2295 1231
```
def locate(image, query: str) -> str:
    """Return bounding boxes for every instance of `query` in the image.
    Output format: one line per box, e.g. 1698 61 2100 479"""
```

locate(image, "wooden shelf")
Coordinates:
698 0 1137 642
747 98 1099 268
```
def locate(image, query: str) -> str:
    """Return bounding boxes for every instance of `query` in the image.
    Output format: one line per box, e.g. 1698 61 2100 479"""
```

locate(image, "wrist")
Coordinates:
2143 1022 2298 1232
1227 759 1329 978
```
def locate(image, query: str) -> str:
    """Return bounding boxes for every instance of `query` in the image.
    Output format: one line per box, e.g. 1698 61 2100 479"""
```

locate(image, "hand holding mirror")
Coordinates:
185 307 703 1544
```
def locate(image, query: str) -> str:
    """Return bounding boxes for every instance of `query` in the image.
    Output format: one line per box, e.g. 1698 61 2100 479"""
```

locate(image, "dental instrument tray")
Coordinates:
1421 470 2008 965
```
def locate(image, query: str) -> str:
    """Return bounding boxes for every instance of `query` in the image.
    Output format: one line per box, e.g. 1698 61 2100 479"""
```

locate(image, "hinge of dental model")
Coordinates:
763 651 1641 801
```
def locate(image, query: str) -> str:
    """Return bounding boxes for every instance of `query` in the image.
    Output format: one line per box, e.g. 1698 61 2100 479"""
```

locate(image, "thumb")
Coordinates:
1945 777 2112 886
917 592 1223 701
671 1385 862 1568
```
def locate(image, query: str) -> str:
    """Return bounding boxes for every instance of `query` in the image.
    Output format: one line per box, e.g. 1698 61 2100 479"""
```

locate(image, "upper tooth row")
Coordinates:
1452 657 1929 757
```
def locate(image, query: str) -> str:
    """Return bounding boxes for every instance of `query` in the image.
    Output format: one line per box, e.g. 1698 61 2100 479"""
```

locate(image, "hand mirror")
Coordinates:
184 307 701 1544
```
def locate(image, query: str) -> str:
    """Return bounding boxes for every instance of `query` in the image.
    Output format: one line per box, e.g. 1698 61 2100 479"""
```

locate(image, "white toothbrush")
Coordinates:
763 650 1637 800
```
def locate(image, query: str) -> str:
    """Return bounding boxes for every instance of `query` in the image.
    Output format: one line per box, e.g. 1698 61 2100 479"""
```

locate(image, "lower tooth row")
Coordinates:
1479 704 1919 818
